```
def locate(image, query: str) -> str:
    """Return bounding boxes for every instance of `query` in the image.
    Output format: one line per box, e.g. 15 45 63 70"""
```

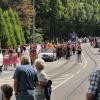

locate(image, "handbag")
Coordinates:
44 80 52 100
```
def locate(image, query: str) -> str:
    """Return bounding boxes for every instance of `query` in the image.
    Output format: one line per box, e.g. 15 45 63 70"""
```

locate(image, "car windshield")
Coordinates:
42 49 53 53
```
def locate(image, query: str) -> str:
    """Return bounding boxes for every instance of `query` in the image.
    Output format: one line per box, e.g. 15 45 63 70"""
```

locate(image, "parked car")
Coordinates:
0 49 3 72
41 48 57 61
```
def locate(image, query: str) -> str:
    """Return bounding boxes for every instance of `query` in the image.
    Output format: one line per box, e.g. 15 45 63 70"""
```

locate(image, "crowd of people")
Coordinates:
1 41 83 71
0 42 53 100
89 36 100 48
0 40 83 100
1 38 100 100
55 42 82 62
3 49 19 70
1 56 52 100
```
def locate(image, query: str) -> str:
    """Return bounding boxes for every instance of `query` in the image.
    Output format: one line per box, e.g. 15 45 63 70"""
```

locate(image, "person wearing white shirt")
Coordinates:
34 58 48 100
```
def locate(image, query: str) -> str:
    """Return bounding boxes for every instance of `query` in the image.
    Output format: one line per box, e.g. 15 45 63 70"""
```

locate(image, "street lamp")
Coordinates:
33 0 35 43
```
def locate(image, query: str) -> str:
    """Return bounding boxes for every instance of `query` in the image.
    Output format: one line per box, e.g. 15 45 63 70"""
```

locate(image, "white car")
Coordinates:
0 49 3 71
41 48 57 61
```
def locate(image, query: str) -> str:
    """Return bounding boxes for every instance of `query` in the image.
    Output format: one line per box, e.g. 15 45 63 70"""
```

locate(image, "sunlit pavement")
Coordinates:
0 44 100 100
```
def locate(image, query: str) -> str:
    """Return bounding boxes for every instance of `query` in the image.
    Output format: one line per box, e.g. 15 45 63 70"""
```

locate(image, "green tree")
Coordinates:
3 11 17 48
14 11 25 44
35 0 50 34
1 0 100 41
8 8 21 45
0 8 11 48
10 0 36 35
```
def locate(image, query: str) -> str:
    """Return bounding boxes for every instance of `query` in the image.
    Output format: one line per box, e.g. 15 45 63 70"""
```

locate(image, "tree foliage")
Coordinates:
9 0 36 35
1 0 100 42
0 8 25 48
3 11 17 48
0 8 11 47
36 0 100 40
0 0 36 43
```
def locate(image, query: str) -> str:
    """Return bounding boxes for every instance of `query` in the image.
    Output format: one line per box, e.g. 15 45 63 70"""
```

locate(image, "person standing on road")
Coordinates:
77 45 82 63
1 84 13 100
13 55 38 100
86 69 100 100
30 48 38 65
72 44 76 55
34 58 48 100
8 48 13 66
12 50 19 68
3 50 9 70
66 43 71 60
56 44 62 60
17 45 21 57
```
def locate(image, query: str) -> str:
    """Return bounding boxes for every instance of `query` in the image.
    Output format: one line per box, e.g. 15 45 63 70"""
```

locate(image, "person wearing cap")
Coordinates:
0 84 13 100
13 55 38 100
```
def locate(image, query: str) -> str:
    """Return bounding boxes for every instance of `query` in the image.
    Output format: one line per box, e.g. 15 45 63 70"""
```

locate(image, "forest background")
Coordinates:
0 0 100 48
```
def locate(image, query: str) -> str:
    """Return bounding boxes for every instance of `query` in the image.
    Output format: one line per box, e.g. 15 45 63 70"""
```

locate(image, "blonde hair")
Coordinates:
34 58 45 70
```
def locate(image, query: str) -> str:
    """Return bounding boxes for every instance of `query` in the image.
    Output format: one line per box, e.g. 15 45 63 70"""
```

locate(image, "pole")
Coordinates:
33 0 35 43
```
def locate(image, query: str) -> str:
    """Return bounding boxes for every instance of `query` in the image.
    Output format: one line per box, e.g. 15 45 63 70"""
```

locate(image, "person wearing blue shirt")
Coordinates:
13 55 38 100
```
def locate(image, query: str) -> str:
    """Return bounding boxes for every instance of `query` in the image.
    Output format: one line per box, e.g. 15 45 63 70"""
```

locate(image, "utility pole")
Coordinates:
33 0 35 43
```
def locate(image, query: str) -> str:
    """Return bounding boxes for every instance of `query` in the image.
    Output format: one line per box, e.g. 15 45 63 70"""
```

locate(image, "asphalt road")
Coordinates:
0 43 100 100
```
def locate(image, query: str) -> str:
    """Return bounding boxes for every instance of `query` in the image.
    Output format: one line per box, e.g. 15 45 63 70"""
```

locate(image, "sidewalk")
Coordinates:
0 65 15 76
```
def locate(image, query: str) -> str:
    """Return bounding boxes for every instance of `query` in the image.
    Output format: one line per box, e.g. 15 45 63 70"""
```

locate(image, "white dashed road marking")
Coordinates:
76 54 87 74
76 70 81 74
52 74 74 91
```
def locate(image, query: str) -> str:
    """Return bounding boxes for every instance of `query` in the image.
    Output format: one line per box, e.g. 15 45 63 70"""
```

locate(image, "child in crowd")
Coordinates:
3 50 9 70
0 84 13 100
12 51 19 68
8 48 14 66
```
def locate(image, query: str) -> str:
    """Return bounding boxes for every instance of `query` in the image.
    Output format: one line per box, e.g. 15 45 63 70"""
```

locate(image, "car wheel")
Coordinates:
51 57 54 62
55 58 57 61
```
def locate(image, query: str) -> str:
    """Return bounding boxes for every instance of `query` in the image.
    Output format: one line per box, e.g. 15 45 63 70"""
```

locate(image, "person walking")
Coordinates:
77 45 82 63
13 55 38 100
1 84 13 100
34 58 48 100
86 69 100 100
30 48 38 65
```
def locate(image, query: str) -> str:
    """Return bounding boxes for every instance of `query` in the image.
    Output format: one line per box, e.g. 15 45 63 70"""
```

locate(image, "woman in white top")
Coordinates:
34 58 48 100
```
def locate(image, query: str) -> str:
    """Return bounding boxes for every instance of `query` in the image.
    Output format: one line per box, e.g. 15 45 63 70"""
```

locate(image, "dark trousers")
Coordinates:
46 96 50 100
